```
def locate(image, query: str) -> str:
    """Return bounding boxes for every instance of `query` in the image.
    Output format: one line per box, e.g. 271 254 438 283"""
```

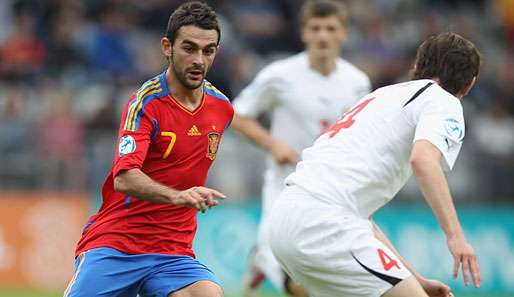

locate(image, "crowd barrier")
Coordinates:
0 192 512 296
0 192 88 290
195 201 514 295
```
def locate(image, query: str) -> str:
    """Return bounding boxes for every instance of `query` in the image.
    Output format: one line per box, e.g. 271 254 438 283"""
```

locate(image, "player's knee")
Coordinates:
382 276 428 297
200 283 223 297
284 275 309 297
169 280 223 297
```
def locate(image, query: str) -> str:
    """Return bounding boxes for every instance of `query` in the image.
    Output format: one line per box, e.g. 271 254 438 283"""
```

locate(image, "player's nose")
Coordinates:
317 28 330 39
190 51 204 65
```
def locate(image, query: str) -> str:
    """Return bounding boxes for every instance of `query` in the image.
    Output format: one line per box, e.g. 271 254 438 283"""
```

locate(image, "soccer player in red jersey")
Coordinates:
64 2 233 297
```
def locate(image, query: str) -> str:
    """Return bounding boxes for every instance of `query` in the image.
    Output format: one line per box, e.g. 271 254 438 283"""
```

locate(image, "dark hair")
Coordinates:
412 32 481 95
300 0 347 27
165 1 220 45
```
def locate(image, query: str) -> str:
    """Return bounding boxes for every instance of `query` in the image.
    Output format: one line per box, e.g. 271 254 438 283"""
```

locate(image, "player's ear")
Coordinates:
338 24 347 42
459 76 477 99
161 37 173 59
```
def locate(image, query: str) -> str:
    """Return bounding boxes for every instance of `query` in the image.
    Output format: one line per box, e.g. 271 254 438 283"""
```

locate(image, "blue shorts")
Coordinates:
64 247 220 297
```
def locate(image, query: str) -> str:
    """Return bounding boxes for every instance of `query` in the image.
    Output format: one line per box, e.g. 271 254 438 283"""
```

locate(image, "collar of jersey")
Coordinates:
167 92 206 116
160 72 207 115
158 71 171 96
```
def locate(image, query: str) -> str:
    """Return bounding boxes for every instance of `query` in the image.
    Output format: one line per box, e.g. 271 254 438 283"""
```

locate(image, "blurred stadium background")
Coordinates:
0 0 513 296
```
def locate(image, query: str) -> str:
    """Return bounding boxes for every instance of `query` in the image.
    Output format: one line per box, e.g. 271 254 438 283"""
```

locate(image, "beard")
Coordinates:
170 53 208 90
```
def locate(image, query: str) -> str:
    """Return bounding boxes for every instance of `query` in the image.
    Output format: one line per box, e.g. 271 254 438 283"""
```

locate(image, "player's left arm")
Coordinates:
409 95 480 288
231 114 299 165
371 221 452 297
410 140 480 288
231 64 300 165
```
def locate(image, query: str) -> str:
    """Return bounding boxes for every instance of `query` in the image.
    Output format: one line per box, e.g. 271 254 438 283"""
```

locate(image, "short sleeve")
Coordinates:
357 74 372 100
338 59 372 106
233 65 284 117
223 101 235 130
413 97 465 171
112 98 157 177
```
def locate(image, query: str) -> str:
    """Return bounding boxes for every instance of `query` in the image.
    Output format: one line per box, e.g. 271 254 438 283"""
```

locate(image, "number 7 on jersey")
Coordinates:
326 97 375 138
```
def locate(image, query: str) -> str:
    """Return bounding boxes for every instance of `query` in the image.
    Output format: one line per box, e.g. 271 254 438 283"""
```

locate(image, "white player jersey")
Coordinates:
234 52 370 181
286 79 465 218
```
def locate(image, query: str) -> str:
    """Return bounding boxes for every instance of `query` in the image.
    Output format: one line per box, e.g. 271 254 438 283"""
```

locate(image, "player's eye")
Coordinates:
203 47 215 56
327 25 336 32
311 25 320 32
183 46 195 53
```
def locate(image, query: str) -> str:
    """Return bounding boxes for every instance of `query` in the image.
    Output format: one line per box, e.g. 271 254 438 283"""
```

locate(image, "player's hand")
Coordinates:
447 234 481 288
419 278 453 297
172 186 226 213
270 140 299 165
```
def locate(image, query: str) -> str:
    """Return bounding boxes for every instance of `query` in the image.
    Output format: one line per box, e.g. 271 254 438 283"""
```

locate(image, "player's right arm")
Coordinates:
231 114 299 165
231 63 299 165
114 169 224 212
112 92 224 212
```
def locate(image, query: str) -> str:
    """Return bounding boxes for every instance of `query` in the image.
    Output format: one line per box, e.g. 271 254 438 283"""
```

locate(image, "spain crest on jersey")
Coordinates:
206 132 220 160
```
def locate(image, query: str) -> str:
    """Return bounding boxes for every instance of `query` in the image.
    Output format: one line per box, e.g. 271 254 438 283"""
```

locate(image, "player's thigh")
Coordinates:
382 276 429 297
64 248 141 297
139 255 221 297
168 280 223 297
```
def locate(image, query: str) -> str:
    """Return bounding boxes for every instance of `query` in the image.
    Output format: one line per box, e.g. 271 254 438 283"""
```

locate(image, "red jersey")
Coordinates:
76 72 233 257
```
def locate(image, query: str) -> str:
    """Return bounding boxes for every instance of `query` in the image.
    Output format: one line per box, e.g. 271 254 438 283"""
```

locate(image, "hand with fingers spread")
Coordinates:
447 234 481 288
172 186 226 213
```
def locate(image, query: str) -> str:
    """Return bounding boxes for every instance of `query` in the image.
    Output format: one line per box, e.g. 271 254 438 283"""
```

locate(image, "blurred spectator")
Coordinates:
221 0 290 54
494 56 514 110
0 0 14 43
0 84 35 188
84 90 118 191
128 0 184 32
472 99 514 201
0 0 511 203
45 3 87 75
494 0 514 48
0 12 46 81
88 3 135 79
37 85 85 191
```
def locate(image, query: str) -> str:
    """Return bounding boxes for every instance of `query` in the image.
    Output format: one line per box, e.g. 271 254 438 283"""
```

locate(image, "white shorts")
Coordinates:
269 185 411 297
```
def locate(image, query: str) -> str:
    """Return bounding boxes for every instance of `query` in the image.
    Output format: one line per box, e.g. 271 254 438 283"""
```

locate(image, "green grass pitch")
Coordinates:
0 290 510 297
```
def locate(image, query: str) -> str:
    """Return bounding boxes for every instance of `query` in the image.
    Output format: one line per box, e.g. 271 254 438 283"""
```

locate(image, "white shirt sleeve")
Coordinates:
412 94 465 171
357 75 372 100
233 64 284 118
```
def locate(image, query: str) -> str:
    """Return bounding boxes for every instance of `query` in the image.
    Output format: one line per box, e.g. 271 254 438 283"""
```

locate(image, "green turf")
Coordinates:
0 288 513 297
0 290 510 297
0 290 60 297
0 294 267 297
